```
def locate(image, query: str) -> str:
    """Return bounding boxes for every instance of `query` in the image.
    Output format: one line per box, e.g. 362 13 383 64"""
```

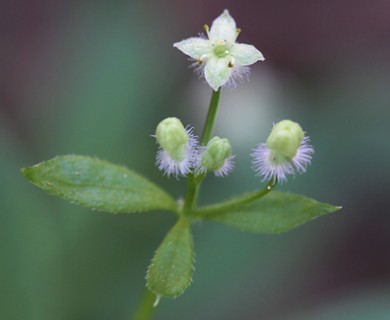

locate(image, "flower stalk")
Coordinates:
192 179 277 218
183 89 221 212
200 88 221 145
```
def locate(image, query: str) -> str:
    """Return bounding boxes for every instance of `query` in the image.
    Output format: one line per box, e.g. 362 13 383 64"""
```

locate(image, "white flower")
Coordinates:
251 120 314 183
174 9 264 91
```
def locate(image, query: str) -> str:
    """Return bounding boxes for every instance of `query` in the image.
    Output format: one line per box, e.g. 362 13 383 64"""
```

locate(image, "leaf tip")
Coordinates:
327 204 342 214
20 166 33 180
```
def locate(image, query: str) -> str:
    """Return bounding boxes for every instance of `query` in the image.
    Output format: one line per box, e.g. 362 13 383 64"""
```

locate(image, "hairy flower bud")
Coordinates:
156 118 189 162
155 117 198 177
266 120 305 163
198 136 234 176
252 120 314 182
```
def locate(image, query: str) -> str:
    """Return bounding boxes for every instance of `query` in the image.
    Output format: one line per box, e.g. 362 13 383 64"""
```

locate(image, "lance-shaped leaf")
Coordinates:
198 192 340 234
147 217 194 298
21 155 176 213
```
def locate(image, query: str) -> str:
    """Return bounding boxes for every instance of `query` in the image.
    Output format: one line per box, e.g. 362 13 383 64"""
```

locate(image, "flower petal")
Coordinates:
204 57 233 91
209 10 237 44
173 37 212 60
230 43 265 66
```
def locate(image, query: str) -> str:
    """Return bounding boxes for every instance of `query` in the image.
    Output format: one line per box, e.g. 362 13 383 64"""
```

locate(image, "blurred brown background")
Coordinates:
1 0 390 319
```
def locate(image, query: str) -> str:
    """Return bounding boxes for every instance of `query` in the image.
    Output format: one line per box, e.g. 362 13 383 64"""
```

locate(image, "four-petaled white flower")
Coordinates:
174 9 264 91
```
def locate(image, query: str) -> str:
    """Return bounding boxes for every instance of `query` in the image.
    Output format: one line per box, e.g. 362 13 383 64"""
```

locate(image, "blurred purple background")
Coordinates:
1 1 390 319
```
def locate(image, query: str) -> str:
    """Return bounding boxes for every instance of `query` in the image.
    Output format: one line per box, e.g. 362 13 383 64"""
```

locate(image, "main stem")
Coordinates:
184 89 221 211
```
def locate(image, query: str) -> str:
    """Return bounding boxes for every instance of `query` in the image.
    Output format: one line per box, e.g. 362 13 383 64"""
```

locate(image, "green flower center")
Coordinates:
213 40 231 58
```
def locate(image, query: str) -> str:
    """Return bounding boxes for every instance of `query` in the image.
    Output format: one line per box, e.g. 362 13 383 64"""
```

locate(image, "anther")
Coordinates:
203 24 210 36
227 57 235 68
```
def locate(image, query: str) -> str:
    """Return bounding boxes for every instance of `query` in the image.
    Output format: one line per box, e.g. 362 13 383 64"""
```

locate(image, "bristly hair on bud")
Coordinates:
213 155 235 177
155 117 199 178
197 136 234 177
251 120 314 183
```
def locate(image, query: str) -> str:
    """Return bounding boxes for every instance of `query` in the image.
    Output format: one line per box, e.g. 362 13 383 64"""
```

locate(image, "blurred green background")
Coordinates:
1 1 390 319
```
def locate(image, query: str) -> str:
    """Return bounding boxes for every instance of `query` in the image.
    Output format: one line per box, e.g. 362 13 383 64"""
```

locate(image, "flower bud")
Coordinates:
156 118 189 162
266 120 304 162
155 117 199 177
199 137 234 176
252 120 313 183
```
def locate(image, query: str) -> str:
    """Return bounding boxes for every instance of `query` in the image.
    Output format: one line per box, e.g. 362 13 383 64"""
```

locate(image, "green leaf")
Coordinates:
200 192 341 234
147 217 194 298
21 155 176 213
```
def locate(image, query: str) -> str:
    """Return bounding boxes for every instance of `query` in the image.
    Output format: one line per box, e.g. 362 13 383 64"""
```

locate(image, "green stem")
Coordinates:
183 173 197 211
132 289 157 320
184 89 221 211
200 88 221 145
192 179 277 217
